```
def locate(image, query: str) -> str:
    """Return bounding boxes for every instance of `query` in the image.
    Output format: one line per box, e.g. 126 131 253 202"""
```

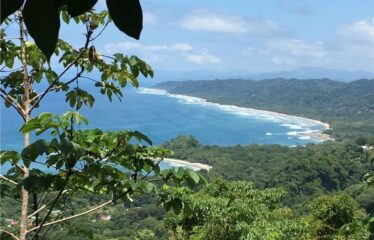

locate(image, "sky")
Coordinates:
6 0 374 74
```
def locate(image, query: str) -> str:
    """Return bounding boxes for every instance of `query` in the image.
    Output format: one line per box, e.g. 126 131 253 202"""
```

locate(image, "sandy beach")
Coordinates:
161 158 212 171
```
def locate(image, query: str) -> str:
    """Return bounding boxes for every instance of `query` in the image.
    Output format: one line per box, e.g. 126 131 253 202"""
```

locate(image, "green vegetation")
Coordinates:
164 136 374 209
156 79 374 140
165 180 370 240
0 5 205 240
2 1 374 240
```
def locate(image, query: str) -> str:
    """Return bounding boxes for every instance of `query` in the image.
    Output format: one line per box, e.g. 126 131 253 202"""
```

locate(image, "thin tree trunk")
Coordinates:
19 10 31 240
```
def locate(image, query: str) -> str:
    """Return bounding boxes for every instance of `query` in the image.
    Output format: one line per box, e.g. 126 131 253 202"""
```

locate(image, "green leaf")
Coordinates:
186 169 200 184
59 139 74 155
21 140 49 167
106 0 143 39
1 0 24 23
23 0 61 60
163 201 172 212
20 118 41 134
139 181 155 194
61 10 70 24
133 131 152 145
0 151 21 165
172 198 183 214
5 55 14 68
65 0 98 17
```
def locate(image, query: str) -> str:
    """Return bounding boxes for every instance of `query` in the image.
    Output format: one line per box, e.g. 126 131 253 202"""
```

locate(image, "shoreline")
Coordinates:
140 87 334 143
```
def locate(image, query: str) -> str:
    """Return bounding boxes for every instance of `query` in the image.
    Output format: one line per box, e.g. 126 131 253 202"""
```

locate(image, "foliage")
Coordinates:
1 0 143 59
164 136 374 208
308 193 370 239
1 9 152 113
0 5 206 240
156 79 374 140
1 192 168 239
165 179 311 240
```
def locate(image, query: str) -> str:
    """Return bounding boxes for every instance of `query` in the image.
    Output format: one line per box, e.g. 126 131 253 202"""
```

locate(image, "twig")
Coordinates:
90 21 109 42
27 159 164 234
27 190 69 220
0 174 18 185
0 229 20 240
27 200 113 233
0 88 25 120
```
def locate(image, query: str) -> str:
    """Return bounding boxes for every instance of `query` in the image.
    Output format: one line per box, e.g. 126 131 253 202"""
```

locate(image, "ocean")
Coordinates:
1 85 326 150
1 84 326 172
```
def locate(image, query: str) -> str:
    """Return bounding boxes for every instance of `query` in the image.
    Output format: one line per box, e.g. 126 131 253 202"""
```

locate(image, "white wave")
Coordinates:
298 136 311 140
281 123 305 130
287 131 299 136
138 88 168 95
265 132 273 136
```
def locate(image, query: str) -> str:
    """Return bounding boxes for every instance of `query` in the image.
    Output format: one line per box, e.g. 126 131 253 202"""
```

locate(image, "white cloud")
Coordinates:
104 42 142 52
143 12 158 24
185 50 221 64
242 38 328 66
181 12 249 33
104 42 192 53
240 46 255 56
104 42 220 65
180 10 283 36
170 43 193 52
340 18 374 42
144 45 168 51
247 20 282 35
264 39 327 59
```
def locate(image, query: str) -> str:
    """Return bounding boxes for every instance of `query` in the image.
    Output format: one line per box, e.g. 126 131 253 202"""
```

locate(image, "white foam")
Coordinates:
298 136 311 140
281 123 305 130
265 132 273 136
287 131 299 136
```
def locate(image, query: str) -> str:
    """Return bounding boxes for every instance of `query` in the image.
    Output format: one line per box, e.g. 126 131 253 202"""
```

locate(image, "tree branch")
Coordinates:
90 21 109 42
0 88 25 121
29 29 93 114
27 190 69 219
27 200 113 233
26 160 164 234
29 173 72 240
30 67 85 103
0 229 20 240
0 174 18 185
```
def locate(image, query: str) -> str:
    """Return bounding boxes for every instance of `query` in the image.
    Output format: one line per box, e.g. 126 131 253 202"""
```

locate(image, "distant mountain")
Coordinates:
250 67 374 82
142 67 374 83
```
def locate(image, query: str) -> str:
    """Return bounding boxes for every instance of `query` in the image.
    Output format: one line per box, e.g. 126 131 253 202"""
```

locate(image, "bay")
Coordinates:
0 83 327 172
1 85 326 151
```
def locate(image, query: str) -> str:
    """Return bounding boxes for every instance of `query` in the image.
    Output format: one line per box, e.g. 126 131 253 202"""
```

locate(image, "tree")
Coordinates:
0 4 205 240
164 179 311 240
307 193 370 239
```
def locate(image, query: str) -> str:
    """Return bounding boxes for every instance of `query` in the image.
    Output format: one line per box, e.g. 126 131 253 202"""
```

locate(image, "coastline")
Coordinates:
139 87 334 143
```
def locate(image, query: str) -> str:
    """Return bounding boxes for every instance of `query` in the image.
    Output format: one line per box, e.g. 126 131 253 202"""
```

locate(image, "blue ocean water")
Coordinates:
1 84 327 172
1 85 325 152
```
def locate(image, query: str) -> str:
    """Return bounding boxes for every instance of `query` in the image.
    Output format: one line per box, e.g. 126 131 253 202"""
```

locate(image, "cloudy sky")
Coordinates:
9 0 374 73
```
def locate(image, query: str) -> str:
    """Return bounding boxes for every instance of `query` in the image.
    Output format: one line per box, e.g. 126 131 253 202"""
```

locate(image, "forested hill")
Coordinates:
155 79 374 140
